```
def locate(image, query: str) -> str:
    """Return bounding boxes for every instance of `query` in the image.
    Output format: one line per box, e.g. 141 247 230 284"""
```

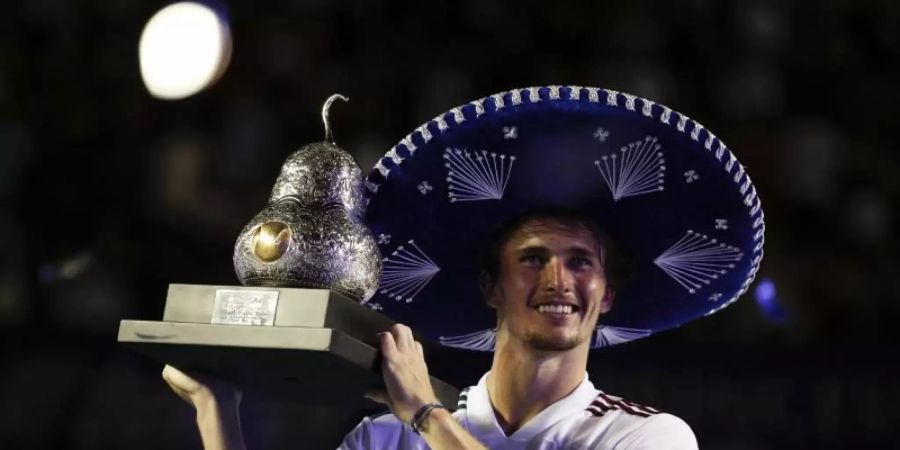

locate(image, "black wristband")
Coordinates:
410 402 446 434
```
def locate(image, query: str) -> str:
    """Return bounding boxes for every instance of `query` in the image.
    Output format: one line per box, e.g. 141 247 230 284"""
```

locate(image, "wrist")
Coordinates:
195 394 245 450
410 402 448 434
417 407 453 436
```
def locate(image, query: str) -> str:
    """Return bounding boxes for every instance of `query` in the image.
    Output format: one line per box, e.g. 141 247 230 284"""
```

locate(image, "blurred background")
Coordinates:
0 0 898 448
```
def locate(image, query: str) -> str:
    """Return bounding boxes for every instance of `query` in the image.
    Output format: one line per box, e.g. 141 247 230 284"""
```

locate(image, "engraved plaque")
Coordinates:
211 289 279 326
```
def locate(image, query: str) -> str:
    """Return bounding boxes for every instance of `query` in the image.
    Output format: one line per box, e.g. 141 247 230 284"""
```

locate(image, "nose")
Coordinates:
541 257 573 293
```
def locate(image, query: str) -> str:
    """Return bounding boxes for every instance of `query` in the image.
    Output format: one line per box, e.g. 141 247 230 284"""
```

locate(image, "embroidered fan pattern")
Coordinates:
654 231 744 294
380 240 440 303
439 329 497 351
591 326 653 348
439 325 652 350
444 148 516 203
594 136 665 201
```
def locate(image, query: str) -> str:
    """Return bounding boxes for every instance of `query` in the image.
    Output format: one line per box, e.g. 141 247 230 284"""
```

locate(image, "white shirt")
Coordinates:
338 373 698 449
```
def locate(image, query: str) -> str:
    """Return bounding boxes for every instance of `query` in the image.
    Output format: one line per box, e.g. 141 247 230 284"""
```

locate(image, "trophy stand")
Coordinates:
118 95 459 407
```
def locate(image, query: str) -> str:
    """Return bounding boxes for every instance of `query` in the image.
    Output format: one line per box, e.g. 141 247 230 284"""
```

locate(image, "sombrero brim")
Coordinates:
363 86 765 351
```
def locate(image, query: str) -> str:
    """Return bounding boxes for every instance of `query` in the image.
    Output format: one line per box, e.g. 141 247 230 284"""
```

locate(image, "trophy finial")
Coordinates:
322 93 349 144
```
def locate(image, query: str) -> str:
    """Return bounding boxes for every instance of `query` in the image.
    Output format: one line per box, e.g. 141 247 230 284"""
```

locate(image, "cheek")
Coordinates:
580 279 607 306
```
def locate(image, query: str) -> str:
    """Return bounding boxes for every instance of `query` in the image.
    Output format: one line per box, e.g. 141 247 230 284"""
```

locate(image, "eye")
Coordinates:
520 254 545 266
568 256 594 270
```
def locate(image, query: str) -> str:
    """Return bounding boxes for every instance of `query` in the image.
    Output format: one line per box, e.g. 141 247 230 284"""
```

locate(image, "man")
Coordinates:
163 85 764 449
163 211 697 449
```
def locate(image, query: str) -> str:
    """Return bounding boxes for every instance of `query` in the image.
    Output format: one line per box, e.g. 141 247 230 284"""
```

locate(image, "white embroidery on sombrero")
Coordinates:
438 325 652 351
380 240 440 304
385 148 404 165
622 93 637 111
594 136 665 201
654 231 744 294
592 326 653 348
374 160 390 177
659 105 673 124
676 112 690 132
547 85 561 100
491 93 505 110
470 99 486 118
416 123 433 142
400 134 416 154
450 107 465 125
603 89 619 106
440 328 497 351
510 89 523 105
433 114 449 132
503 126 518 140
684 170 699 183
444 148 516 203
567 85 583 100
641 98 655 117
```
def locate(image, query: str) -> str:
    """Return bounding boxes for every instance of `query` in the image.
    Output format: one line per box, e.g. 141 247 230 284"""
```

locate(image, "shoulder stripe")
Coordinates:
586 393 661 418
457 387 471 410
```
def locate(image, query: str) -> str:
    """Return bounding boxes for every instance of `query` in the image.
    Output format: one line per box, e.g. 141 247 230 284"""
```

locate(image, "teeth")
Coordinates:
537 304 573 314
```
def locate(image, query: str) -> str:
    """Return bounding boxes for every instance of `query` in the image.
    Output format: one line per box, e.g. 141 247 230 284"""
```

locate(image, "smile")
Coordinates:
535 304 579 315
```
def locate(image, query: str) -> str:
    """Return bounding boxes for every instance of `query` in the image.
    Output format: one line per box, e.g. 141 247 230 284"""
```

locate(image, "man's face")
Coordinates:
486 219 614 352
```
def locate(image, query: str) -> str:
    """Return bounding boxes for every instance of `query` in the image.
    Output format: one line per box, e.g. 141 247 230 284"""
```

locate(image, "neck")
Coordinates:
486 332 589 435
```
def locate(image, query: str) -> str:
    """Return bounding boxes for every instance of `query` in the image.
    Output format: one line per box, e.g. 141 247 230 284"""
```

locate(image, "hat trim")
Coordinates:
366 85 765 328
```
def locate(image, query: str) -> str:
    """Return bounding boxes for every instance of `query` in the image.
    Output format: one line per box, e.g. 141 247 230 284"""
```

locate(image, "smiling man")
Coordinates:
162 86 765 450
339 210 697 449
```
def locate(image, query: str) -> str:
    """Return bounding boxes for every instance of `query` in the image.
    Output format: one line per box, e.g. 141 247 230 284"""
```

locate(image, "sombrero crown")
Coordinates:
363 86 765 351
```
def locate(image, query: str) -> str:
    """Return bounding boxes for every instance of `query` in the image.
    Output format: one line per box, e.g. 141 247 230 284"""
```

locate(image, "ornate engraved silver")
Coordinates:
233 95 382 302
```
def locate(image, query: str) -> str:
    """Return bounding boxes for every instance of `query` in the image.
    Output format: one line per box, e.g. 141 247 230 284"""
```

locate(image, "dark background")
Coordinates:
1 0 898 448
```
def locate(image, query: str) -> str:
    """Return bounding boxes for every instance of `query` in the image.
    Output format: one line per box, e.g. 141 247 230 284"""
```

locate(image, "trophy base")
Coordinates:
118 284 460 407
119 320 459 406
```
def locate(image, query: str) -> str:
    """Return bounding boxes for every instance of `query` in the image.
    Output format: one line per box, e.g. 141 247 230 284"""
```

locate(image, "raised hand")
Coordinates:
161 365 246 450
366 324 439 423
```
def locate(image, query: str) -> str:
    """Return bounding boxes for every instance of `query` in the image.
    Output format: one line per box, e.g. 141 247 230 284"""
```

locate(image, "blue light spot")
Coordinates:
754 278 787 322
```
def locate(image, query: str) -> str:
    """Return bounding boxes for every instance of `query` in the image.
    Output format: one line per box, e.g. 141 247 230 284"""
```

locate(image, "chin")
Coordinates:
525 332 585 352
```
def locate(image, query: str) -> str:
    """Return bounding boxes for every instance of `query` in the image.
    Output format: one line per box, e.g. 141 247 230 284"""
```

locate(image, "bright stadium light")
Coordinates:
139 2 232 100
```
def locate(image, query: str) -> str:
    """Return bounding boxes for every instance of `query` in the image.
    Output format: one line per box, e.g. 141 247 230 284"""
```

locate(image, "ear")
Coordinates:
599 287 615 314
479 271 500 309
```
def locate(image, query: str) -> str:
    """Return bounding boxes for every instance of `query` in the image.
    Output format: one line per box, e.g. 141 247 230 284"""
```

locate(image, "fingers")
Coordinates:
381 323 420 356
384 323 417 350
394 324 416 350
380 329 398 358
162 365 195 404
162 365 196 390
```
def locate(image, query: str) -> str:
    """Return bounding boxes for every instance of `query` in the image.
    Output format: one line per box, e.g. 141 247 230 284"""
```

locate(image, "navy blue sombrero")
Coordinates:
363 86 765 351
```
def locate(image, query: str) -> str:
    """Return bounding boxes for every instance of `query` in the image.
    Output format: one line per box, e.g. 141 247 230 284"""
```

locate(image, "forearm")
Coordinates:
194 395 247 450
419 409 488 450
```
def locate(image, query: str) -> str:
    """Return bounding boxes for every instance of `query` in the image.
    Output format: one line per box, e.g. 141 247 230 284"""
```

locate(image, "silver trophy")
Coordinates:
118 95 457 405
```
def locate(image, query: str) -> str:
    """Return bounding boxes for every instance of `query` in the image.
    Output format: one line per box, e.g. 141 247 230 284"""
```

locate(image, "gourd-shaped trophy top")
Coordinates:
232 94 382 302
